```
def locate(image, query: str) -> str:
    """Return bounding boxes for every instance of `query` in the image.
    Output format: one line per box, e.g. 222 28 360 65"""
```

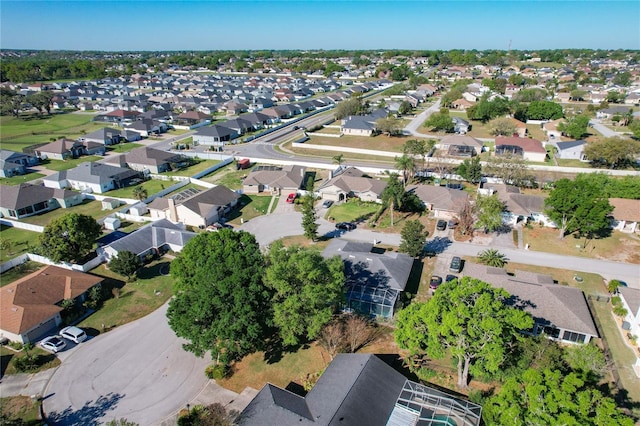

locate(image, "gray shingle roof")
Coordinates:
103 219 196 257
44 162 139 186
0 183 77 210
619 286 640 316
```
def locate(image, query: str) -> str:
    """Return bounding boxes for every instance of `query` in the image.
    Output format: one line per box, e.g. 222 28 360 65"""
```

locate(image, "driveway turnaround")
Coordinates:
43 303 211 426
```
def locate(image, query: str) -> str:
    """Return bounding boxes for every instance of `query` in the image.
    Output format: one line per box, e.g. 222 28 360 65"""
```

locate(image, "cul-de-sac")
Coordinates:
1 4 640 425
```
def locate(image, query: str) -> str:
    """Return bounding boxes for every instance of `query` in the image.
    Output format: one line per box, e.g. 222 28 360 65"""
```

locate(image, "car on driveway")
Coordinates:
60 326 87 344
286 193 297 203
436 220 447 231
447 219 457 229
322 200 333 208
449 256 463 273
429 275 443 290
336 222 356 231
445 274 458 283
41 335 67 353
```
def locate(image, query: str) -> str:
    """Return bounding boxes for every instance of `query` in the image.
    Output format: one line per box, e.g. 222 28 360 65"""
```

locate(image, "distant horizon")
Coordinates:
1 1 638 51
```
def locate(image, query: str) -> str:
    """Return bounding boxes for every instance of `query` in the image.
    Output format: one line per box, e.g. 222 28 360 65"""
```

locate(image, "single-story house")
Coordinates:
0 183 83 219
452 117 471 134
0 150 39 174
174 110 211 126
322 239 413 319
97 219 196 262
317 166 387 203
543 119 563 140
439 135 483 156
243 164 306 194
406 184 469 219
340 108 388 137
555 140 587 161
43 162 141 194
192 125 240 149
495 136 546 163
94 109 141 123
451 98 474 111
79 127 125 146
106 147 190 174
609 198 640 233
0 266 103 343
596 106 633 120
34 138 87 161
462 263 599 345
147 185 240 228
618 287 640 343
125 118 168 137
239 353 482 426
478 182 552 226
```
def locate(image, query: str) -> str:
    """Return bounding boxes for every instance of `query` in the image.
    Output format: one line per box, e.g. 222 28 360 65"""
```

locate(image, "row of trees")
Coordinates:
0 88 55 117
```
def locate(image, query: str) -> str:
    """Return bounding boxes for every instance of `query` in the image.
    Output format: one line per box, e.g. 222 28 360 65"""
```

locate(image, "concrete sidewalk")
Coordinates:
0 368 56 399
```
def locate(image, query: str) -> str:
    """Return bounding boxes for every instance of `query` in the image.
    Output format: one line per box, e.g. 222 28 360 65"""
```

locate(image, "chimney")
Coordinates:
167 198 178 222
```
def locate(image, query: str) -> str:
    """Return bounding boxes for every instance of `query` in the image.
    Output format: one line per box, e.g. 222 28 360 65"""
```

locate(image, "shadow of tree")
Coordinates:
45 392 125 426
424 236 452 254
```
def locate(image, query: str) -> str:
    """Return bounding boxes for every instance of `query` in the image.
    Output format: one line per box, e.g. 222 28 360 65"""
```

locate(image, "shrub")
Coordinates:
205 364 228 380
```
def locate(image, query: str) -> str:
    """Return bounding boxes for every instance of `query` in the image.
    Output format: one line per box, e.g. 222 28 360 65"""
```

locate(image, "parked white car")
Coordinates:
60 326 87 344
40 336 67 353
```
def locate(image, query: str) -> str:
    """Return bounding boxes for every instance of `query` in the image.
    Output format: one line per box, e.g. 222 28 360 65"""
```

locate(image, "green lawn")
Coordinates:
0 113 105 152
106 142 144 154
0 396 43 425
106 179 169 199
166 159 221 177
556 159 592 168
79 258 174 332
326 199 380 223
0 225 42 263
0 261 44 287
21 199 118 226
0 345 61 376
200 164 248 190
43 156 103 172
0 172 46 185
226 194 273 225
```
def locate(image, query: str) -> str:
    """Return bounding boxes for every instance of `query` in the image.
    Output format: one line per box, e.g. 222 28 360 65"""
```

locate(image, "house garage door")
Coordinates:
25 318 57 343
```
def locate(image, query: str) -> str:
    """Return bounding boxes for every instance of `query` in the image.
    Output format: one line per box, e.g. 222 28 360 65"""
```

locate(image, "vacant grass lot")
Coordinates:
0 114 105 151
325 199 380 223
106 179 169 199
0 172 46 185
21 199 118 226
0 225 42 263
79 258 174 332
523 227 640 264
165 159 220 177
307 133 408 153
106 142 144 154
200 164 247 190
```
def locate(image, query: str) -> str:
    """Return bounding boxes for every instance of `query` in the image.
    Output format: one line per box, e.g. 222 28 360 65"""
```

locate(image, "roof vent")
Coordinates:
12 307 18 312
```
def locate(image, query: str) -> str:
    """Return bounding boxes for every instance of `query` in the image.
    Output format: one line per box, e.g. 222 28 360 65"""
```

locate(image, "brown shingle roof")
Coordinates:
609 198 640 222
0 266 103 335
495 136 546 153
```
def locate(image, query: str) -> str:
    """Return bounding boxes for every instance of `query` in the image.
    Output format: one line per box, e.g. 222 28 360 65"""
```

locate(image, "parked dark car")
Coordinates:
447 220 457 229
336 222 356 231
429 275 443 290
445 274 458 283
436 220 447 231
322 200 334 208
449 256 462 273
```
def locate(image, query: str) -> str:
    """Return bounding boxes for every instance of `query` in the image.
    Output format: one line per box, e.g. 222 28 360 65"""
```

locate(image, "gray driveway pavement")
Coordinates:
42 303 212 425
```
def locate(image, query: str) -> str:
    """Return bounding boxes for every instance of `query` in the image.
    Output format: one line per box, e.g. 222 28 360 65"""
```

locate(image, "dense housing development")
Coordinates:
1 48 639 425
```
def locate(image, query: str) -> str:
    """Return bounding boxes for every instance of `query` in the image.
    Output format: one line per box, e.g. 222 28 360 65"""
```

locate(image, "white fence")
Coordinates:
0 252 105 274
0 219 44 233
292 142 399 158
310 132 343 138
242 157 399 177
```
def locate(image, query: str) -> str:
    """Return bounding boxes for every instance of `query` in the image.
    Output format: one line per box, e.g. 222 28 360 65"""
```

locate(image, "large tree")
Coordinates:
456 156 482 183
301 178 319 241
557 114 590 140
483 368 634 426
475 194 505 232
39 213 101 263
544 176 614 240
381 172 405 227
395 277 533 388
264 242 345 346
334 98 365 120
166 230 270 364
423 112 454 133
403 139 427 170
108 250 142 281
487 116 517 136
485 153 534 187
584 137 640 169
394 154 415 187
375 117 403 136
524 100 563 121
467 94 512 122
399 219 428 257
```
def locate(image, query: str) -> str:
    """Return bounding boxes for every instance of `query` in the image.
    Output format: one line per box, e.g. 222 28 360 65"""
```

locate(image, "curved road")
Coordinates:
43 303 210 426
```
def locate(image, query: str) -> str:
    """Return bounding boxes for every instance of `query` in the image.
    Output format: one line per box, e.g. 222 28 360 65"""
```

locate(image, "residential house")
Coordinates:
0 183 83 219
322 239 413 319
43 162 141 194
478 182 551 226
341 108 388 137
452 117 471 134
543 119 563 140
79 127 125 146
243 165 306 194
406 184 469 219
597 106 633 119
618 287 640 344
462 263 599 345
451 98 474 111
95 109 141 123
609 198 640 233
0 266 104 343
107 147 190 174
495 136 547 162
97 219 196 262
439 135 483 156
317 166 387 203
239 353 482 426
174 110 211 127
0 150 39 178
192 125 239 149
555 140 588 161
34 138 87 160
147 185 240 228
126 118 168 137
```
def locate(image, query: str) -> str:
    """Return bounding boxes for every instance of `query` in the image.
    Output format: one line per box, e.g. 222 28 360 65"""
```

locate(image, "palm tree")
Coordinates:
333 154 344 167
381 172 405 227
394 154 415 187
132 185 148 201
477 249 508 268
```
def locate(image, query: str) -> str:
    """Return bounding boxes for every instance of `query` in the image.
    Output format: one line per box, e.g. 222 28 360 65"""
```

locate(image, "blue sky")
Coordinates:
1 1 638 51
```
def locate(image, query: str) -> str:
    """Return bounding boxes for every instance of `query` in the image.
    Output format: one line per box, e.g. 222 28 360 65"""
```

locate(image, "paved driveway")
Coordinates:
43 303 211 425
